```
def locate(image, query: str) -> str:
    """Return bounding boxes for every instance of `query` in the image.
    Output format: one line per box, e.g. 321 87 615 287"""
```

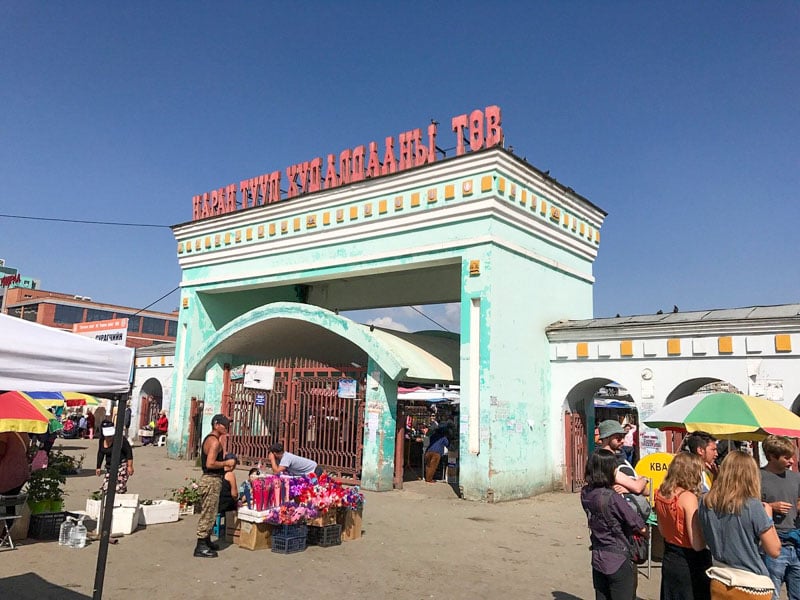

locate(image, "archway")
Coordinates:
139 377 163 430
563 376 637 491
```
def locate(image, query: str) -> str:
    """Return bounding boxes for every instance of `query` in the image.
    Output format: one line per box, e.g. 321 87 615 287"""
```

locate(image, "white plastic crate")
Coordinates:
138 500 179 526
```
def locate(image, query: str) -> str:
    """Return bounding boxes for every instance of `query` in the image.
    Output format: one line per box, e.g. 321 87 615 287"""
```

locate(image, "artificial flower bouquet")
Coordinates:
263 501 318 525
242 474 292 511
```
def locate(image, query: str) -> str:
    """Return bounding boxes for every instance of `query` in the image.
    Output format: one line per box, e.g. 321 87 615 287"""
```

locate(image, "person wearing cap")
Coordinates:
218 452 239 513
267 442 323 478
194 414 236 558
596 419 647 496
95 420 134 493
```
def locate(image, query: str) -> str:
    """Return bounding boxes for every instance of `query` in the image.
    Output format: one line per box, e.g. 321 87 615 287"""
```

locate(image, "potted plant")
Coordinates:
170 477 202 514
25 466 67 514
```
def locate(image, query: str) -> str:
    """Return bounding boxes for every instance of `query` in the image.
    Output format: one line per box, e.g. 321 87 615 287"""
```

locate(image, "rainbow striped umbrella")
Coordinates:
644 392 800 441
0 391 64 434
24 391 66 410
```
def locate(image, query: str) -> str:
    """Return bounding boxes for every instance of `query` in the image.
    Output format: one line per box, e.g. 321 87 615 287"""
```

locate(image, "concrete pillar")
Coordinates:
359 359 398 492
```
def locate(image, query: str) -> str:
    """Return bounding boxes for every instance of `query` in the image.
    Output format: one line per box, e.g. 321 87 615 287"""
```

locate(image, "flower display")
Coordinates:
263 501 318 525
239 470 365 524
288 473 365 512
170 477 202 505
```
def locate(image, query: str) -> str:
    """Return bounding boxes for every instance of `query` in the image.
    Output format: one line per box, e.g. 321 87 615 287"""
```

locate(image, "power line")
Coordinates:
131 286 180 317
409 305 452 332
0 213 169 228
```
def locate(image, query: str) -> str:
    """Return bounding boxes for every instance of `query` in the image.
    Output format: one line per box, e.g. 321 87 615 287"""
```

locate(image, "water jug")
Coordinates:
58 517 75 546
70 515 87 548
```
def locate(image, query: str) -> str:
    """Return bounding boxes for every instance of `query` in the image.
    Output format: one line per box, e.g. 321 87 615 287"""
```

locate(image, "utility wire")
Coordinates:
131 286 180 317
409 305 452 332
0 213 169 228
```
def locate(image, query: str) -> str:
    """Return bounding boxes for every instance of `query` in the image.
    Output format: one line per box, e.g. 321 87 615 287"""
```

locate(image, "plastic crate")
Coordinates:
272 523 307 539
28 512 67 540
271 534 306 554
307 524 342 547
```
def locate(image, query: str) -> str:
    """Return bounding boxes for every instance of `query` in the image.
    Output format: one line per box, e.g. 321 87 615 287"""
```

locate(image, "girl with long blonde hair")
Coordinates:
656 452 711 599
698 451 780 599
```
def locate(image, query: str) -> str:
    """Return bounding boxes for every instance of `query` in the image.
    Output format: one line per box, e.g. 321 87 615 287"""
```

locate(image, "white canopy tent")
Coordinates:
0 313 134 393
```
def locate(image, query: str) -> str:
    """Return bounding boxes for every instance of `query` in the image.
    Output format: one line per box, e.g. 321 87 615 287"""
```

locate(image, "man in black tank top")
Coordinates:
194 414 236 558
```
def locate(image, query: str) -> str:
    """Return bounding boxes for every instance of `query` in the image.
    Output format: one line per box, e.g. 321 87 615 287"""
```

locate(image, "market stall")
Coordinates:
234 473 364 552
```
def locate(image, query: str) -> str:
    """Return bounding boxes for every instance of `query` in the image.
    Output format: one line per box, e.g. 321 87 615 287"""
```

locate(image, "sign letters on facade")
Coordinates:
191 106 503 221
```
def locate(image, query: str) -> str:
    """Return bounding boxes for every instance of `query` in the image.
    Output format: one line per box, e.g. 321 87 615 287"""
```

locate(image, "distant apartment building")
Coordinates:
3 287 177 349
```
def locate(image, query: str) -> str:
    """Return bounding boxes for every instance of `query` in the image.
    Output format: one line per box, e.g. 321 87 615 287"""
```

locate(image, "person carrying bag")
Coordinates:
698 451 780 599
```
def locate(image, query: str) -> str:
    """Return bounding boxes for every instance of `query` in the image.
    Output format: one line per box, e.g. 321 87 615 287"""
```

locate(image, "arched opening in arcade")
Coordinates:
563 376 639 492
138 377 164 430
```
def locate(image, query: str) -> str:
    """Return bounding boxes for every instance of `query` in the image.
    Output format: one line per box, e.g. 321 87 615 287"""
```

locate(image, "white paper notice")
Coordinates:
367 412 379 442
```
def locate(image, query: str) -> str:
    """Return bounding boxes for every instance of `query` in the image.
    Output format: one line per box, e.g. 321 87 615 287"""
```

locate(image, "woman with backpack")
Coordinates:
655 451 711 599
582 449 648 600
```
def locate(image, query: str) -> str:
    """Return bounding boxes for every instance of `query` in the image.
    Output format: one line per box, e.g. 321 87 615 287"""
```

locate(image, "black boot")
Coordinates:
193 538 218 558
205 536 219 551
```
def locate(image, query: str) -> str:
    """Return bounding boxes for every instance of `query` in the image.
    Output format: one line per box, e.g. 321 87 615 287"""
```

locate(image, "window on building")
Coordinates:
167 320 177 337
7 307 22 318
86 308 114 322
54 304 85 324
142 317 165 335
22 304 39 321
118 314 141 333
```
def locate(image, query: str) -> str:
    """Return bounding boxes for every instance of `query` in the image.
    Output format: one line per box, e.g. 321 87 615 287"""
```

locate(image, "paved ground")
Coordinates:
2 440 666 599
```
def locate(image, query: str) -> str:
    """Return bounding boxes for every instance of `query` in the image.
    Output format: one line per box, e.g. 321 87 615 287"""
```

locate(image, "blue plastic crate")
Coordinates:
307 524 341 547
271 534 306 554
273 523 307 539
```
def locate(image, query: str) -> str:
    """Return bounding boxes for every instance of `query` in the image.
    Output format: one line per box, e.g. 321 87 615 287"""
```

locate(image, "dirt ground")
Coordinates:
2 440 665 599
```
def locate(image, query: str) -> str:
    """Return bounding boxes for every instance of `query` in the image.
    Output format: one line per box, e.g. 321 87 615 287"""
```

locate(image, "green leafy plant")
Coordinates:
170 477 202 505
25 466 67 503
90 490 103 501
48 447 84 475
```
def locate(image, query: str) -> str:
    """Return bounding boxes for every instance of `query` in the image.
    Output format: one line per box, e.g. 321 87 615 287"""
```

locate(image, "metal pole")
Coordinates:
92 393 128 600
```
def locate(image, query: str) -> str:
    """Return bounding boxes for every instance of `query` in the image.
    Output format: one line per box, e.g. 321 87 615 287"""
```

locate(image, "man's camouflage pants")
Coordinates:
196 474 222 539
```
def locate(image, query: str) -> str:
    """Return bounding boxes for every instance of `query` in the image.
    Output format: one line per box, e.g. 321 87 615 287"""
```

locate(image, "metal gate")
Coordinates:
564 411 588 492
223 358 366 484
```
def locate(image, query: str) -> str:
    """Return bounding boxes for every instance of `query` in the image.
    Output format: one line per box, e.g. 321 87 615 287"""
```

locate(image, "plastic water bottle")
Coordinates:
69 515 87 548
59 516 75 546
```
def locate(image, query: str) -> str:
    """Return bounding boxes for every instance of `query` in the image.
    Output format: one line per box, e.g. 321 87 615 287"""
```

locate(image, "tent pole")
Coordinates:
93 393 128 600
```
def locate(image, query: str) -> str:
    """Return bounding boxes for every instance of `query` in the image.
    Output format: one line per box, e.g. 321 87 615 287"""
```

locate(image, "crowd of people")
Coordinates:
582 420 798 600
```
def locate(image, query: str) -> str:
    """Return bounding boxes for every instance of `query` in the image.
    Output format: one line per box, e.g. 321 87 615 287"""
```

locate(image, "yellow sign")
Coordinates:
635 452 675 500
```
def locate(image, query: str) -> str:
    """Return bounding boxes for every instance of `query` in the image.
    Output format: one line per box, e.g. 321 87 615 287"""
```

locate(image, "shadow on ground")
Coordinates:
0 573 90 599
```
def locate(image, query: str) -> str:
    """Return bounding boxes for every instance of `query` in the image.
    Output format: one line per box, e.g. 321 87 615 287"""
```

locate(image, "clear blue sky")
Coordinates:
2 2 798 332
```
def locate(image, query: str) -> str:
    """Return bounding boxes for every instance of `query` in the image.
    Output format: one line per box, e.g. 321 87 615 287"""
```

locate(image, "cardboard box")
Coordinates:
337 507 363 541
223 511 240 544
138 500 180 526
237 521 272 550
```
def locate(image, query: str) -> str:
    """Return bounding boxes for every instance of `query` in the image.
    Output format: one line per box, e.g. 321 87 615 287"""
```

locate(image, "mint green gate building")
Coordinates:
171 140 605 501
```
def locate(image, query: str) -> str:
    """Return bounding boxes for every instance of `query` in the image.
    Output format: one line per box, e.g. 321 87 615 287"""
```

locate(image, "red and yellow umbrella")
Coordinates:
62 392 101 407
0 391 63 434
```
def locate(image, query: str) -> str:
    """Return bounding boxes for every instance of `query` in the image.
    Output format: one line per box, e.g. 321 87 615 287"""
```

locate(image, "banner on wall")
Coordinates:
73 318 128 346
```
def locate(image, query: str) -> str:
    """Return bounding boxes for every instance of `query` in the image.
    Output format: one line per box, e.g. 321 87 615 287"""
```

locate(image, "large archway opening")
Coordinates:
563 376 638 492
139 377 164 430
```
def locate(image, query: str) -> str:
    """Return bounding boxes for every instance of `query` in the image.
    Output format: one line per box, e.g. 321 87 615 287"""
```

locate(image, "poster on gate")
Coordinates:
254 392 266 406
244 365 275 390
338 378 357 399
